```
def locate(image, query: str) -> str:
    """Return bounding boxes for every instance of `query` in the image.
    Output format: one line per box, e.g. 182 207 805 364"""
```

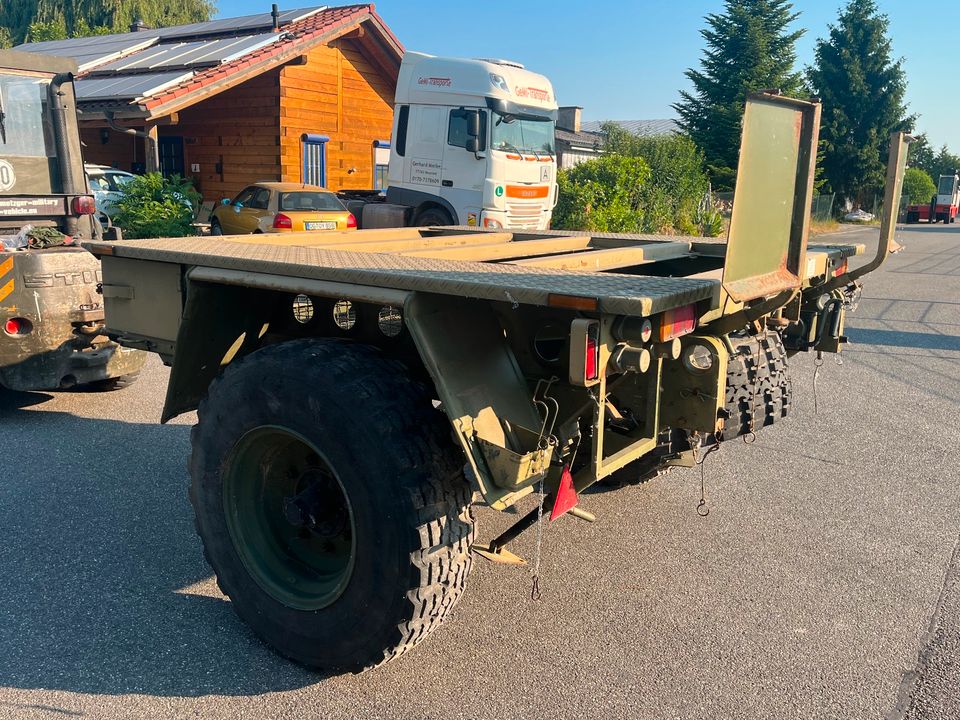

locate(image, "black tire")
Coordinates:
906 211 918 224
189 338 474 672
210 219 223 235
414 206 454 227
79 371 141 392
719 332 792 440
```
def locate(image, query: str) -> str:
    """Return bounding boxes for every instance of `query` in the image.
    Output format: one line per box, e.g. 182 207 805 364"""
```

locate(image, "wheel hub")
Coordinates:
282 468 350 539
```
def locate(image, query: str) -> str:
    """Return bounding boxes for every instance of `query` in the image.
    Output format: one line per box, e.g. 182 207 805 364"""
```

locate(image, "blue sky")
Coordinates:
221 1 960 151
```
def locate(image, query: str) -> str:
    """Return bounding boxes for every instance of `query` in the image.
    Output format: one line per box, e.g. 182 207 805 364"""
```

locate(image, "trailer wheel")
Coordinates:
414 206 454 227
719 332 792 440
189 338 474 671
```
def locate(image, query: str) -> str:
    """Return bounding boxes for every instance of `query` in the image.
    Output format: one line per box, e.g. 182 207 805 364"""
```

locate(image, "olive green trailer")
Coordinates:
86 93 909 671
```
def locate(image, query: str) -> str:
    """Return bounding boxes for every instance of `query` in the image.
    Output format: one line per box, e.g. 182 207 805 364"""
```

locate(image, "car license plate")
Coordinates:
305 221 336 230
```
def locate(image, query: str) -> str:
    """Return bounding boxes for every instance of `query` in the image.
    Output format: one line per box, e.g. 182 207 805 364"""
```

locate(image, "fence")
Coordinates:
712 191 836 221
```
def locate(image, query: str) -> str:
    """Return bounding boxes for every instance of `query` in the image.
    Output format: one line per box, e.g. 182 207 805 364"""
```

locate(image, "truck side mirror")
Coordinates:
466 137 481 155
467 110 481 138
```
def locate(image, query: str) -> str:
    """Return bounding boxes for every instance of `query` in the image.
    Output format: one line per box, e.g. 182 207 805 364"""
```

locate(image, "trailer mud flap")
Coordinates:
404 293 550 510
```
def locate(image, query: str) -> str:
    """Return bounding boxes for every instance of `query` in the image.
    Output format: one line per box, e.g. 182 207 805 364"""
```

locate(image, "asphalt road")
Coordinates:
1 222 958 719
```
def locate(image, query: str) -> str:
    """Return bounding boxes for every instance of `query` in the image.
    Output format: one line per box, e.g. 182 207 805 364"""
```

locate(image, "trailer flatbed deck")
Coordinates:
89 227 862 318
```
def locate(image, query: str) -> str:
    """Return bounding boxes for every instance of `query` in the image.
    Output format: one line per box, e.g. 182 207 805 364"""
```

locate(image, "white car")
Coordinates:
84 164 136 221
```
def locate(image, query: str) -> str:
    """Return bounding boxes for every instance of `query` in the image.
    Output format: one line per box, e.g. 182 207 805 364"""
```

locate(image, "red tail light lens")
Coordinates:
72 195 96 215
585 324 600 381
272 213 293 229
346 212 357 229
4 317 32 336
659 304 697 342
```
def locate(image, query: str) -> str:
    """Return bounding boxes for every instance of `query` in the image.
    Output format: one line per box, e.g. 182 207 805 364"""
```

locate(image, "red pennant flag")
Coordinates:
550 464 578 520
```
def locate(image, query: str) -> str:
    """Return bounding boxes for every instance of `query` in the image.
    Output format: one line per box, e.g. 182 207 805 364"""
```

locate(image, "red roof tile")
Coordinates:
139 3 402 113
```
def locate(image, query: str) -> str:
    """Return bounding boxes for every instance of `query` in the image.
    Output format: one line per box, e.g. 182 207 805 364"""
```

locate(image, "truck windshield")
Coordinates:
491 114 555 155
937 176 956 196
0 72 60 193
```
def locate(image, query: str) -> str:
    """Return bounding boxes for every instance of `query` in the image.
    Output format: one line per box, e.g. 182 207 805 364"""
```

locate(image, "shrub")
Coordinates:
902 167 937 205
111 173 200 239
553 155 652 233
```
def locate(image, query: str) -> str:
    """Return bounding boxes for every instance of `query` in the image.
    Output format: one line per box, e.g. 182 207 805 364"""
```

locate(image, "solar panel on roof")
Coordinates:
74 70 192 101
151 6 325 40
93 32 281 72
13 34 159 72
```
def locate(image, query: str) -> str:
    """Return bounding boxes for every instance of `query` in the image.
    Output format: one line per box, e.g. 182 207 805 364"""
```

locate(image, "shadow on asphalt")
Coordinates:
846 328 960 351
0 391 324 697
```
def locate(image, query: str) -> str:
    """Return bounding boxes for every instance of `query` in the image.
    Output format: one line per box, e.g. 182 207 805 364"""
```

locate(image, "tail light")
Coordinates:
346 212 357 229
4 317 32 336
659 304 697 342
272 213 293 229
569 319 602 387
72 195 96 215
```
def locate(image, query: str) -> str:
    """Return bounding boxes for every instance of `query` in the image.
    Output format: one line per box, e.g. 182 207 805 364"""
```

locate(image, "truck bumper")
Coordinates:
0 247 147 391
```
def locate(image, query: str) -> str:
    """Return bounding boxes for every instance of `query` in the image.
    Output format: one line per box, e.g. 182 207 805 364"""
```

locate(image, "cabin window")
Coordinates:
301 133 329 187
373 140 390 190
395 106 409 157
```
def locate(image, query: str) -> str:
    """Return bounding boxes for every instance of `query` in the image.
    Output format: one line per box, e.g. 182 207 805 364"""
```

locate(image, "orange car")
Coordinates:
211 182 356 234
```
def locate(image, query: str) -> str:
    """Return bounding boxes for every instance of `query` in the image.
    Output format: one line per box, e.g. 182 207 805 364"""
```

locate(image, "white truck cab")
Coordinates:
385 52 558 231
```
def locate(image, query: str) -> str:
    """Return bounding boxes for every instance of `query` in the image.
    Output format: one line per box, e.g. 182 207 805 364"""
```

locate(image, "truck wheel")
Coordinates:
720 332 792 440
189 338 475 671
414 207 454 227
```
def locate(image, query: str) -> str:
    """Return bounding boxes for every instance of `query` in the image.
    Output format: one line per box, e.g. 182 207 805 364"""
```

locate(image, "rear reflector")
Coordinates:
832 259 848 277
548 293 599 311
550 465 578 520
72 195 96 215
659 304 697 342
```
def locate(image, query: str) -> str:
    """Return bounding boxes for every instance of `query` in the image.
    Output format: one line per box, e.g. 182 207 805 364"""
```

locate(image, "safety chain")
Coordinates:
530 477 545 601
688 431 717 517
813 351 824 414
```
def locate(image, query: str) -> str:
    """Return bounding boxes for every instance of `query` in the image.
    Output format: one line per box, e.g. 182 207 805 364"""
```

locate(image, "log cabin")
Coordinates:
15 5 403 201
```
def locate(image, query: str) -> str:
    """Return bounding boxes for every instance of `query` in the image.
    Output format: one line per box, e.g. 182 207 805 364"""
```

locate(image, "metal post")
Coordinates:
145 123 160 174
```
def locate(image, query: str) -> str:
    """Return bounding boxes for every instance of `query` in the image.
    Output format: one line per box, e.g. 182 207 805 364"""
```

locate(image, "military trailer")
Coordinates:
0 49 143 392
87 94 909 671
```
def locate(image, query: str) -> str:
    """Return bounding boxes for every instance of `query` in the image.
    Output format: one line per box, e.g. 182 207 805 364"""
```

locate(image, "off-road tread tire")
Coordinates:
188 338 474 672
720 332 792 440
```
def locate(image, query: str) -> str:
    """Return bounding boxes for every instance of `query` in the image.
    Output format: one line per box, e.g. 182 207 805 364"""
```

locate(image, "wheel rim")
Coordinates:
223 426 355 610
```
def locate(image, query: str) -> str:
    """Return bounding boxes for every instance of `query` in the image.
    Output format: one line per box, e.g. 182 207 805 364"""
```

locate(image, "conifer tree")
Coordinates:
807 0 911 204
675 0 804 189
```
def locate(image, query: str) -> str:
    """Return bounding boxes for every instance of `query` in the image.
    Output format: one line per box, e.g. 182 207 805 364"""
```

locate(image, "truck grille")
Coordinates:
506 202 545 229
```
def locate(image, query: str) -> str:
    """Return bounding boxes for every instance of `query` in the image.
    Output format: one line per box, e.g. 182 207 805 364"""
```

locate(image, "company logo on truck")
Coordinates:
23 269 102 288
417 76 452 87
514 86 551 102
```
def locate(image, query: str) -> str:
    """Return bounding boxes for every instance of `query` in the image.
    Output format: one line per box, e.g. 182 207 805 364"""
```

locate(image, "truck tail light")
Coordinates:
569 318 602 386
72 195 96 215
4 317 32 336
659 304 697 342
272 213 293 229
346 212 357 229
585 327 599 381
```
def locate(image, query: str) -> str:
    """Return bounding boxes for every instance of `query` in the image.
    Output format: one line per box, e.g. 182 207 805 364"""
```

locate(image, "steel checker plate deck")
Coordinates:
90 237 719 317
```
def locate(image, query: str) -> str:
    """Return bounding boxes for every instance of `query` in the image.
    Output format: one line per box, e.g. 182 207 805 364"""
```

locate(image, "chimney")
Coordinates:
557 106 582 133
271 4 281 31
129 19 150 32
